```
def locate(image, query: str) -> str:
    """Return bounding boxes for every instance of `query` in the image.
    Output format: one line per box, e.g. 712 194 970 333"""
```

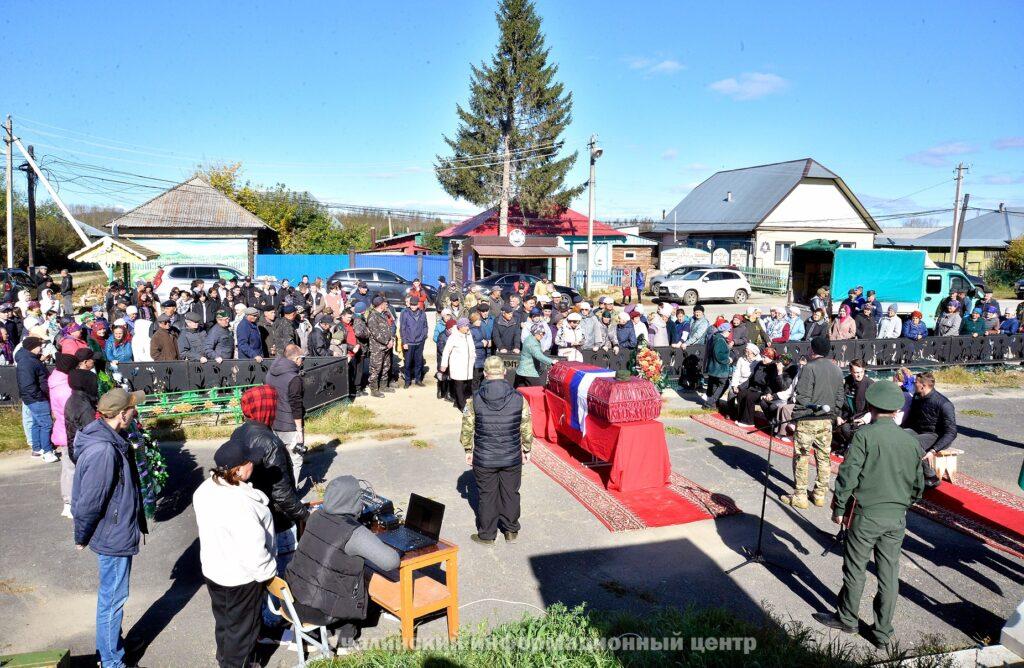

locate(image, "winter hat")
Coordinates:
810 336 831 357
617 311 630 324
717 322 732 333
866 381 905 412
55 353 78 374
744 342 760 355
214 439 254 470
456 317 470 328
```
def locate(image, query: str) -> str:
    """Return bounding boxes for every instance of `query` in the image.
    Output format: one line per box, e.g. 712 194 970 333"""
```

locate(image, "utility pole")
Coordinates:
952 193 970 264
498 134 510 238
386 210 393 238
585 134 603 295
950 162 968 257
18 145 37 273
4 116 12 268
12 136 90 245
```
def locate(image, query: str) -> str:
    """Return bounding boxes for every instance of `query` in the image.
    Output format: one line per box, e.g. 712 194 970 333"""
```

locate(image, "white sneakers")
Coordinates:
61 504 73 519
41 452 59 463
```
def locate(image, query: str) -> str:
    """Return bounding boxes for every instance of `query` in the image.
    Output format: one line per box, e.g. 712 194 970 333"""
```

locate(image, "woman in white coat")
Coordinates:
193 439 277 668
555 312 585 361
440 317 476 410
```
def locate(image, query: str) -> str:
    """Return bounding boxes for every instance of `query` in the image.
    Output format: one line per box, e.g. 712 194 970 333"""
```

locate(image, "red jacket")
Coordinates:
408 287 428 309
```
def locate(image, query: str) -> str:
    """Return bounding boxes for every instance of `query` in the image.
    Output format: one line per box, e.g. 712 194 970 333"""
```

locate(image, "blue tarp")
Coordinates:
831 249 926 304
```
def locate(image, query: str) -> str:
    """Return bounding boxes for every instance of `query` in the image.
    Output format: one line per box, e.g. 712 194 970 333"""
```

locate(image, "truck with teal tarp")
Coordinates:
789 240 980 330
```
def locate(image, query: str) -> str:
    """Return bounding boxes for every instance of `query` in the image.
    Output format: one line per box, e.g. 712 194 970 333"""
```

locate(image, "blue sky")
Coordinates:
3 0 1022 226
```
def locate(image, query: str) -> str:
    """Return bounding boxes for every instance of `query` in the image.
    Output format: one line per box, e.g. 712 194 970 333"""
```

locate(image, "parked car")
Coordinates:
466 272 582 303
327 268 437 308
152 264 246 301
657 268 751 305
2 268 36 296
934 262 986 293
648 264 732 295
1016 278 1024 300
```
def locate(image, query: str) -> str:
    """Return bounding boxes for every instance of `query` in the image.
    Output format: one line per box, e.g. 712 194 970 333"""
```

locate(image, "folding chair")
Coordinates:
265 576 331 666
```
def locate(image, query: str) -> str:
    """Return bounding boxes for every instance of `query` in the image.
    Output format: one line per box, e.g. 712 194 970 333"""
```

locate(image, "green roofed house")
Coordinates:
104 176 270 279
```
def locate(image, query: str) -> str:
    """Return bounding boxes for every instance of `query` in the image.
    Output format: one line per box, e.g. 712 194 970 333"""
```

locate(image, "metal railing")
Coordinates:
737 266 787 294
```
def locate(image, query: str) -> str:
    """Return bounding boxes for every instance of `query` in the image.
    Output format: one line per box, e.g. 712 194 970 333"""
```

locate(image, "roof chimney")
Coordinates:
725 191 733 202
661 209 666 220
999 202 1006 213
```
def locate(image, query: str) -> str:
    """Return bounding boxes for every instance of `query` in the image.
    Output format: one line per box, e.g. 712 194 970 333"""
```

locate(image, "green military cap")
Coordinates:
865 381 905 412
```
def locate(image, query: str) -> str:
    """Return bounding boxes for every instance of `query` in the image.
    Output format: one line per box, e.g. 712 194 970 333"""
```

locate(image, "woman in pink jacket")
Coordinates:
59 323 88 356
48 353 77 519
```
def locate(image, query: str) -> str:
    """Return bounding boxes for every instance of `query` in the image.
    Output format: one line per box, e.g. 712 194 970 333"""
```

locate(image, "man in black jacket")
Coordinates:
16 337 57 462
460 356 533 545
834 358 873 454
854 302 877 339
492 305 521 354
265 345 306 484
59 269 74 316
902 371 957 488
308 314 334 357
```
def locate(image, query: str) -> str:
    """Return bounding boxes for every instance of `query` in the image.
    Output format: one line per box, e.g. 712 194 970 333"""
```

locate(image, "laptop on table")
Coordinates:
379 493 445 554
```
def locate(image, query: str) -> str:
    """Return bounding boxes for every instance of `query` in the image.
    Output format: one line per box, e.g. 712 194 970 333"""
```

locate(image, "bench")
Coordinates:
933 448 965 483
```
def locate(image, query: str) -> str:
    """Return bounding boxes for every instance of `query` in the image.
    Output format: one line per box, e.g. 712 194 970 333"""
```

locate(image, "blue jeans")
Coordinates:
21 404 36 450
26 402 53 454
96 554 132 668
261 527 296 627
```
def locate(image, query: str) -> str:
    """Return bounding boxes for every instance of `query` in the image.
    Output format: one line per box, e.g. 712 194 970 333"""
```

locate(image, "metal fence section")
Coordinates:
570 268 625 289
737 266 788 294
255 253 450 285
255 254 351 283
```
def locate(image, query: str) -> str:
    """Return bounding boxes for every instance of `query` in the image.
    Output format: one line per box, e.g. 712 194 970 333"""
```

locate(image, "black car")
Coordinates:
1016 278 1024 300
466 273 582 303
934 262 986 293
327 268 437 309
2 268 35 297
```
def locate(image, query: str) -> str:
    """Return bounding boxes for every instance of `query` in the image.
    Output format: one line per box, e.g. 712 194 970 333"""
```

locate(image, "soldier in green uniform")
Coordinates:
813 381 925 648
781 336 845 509
366 296 396 397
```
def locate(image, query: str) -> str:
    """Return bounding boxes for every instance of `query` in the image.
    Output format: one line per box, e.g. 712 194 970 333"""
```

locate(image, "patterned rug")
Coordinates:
691 412 1024 559
530 437 740 532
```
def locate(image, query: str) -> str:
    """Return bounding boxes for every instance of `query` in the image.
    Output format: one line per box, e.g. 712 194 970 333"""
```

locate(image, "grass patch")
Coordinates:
312 602 959 667
0 578 34 596
961 409 994 417
665 425 685 435
0 409 27 453
933 367 1024 388
145 403 409 443
410 439 431 449
663 407 713 419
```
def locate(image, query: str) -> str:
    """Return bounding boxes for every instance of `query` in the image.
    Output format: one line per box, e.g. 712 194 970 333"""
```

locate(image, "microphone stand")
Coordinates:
726 409 834 575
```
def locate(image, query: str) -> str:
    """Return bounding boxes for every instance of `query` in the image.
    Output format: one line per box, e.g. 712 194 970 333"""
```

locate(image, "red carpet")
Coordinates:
530 435 740 532
692 412 1024 559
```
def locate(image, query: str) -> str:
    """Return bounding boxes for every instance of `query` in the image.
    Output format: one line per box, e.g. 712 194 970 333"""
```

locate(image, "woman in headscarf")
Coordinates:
731 345 774 427
440 318 476 409
285 475 400 651
59 322 88 356
105 324 134 363
516 322 557 389
0 326 13 365
828 304 856 340
39 288 59 317
87 321 110 362
193 439 277 668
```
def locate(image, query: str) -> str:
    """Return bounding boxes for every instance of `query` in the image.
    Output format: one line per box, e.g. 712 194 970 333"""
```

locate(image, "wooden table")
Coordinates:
368 538 459 649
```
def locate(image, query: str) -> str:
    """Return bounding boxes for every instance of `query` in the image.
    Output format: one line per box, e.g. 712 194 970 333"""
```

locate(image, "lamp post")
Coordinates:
585 134 603 295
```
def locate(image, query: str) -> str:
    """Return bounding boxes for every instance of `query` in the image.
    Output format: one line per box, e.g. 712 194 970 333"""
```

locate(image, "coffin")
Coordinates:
587 377 662 423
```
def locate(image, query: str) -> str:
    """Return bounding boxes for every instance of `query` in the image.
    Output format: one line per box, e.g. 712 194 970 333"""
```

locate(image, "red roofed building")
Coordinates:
438 205 625 284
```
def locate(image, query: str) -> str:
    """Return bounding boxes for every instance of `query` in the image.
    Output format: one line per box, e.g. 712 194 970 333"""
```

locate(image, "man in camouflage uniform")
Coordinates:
441 281 463 312
781 336 845 509
366 296 396 397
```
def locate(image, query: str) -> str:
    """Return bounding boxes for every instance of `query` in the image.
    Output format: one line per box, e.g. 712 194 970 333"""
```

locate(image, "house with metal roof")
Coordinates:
878 204 1024 274
105 176 269 278
648 158 879 269
438 205 625 284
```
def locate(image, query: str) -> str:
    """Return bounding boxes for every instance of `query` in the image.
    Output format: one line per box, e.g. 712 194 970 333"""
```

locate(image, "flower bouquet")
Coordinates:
632 339 667 390
128 425 169 520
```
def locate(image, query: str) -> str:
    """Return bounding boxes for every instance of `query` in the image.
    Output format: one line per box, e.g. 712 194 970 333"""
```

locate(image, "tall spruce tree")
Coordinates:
436 0 582 226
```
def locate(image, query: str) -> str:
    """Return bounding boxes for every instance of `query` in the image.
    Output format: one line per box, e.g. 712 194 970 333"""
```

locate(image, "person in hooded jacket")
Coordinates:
48 353 78 516
461 356 533 545
193 438 277 668
285 475 400 649
264 345 307 485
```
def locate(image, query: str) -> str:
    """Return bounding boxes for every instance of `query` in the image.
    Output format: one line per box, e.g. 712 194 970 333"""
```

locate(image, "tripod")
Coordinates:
726 410 834 574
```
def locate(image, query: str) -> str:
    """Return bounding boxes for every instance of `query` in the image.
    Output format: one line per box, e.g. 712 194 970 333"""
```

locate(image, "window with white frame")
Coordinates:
623 250 637 260
774 241 794 263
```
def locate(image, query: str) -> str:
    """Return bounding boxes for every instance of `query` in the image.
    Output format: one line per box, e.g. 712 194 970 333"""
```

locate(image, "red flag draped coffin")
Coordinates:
546 361 662 425
587 377 662 423
545 361 605 398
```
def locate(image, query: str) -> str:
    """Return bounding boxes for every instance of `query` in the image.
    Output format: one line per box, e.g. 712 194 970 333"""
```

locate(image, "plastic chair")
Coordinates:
265 576 331 666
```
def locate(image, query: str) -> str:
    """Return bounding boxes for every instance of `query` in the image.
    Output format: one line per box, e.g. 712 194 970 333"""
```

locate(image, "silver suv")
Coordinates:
153 264 245 301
